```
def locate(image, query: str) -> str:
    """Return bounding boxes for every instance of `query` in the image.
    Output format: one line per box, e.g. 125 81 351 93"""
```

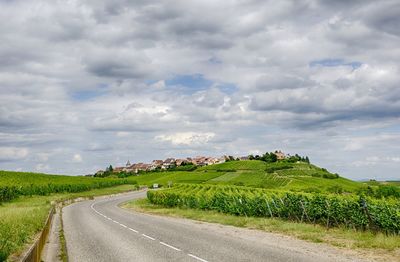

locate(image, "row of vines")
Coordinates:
0 171 137 203
147 184 400 235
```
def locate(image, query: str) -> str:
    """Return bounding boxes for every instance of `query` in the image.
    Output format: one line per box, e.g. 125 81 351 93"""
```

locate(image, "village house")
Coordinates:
162 158 176 170
275 150 286 160
150 160 163 170
95 170 104 176
126 163 150 173
191 156 208 166
175 158 188 166
204 157 219 165
217 156 226 163
112 167 124 173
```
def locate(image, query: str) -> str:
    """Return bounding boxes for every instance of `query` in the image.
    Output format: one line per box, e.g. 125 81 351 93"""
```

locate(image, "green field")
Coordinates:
0 184 138 261
0 170 138 261
0 171 135 203
126 161 365 193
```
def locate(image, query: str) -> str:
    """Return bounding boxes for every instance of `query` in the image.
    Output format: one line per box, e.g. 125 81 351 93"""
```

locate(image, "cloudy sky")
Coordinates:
1 0 399 180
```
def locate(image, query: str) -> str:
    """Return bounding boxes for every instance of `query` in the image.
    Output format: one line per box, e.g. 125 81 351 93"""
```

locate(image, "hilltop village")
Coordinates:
93 150 309 177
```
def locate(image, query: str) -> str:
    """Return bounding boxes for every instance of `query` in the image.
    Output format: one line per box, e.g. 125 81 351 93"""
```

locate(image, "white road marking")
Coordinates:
142 234 156 240
90 197 212 260
160 241 181 251
188 254 209 262
128 228 138 233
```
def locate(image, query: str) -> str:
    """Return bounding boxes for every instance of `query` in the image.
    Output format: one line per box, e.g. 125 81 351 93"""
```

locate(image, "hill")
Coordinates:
128 160 365 193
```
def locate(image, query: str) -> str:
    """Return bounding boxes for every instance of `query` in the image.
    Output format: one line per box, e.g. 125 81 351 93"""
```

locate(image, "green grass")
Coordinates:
123 199 400 260
207 171 290 188
284 176 363 193
128 171 222 186
198 160 267 171
0 184 137 261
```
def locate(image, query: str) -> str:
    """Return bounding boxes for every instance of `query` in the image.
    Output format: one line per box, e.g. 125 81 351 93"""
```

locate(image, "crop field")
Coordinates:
126 161 365 193
0 184 137 261
147 184 400 235
128 170 222 186
0 171 135 203
207 171 290 188
198 160 267 171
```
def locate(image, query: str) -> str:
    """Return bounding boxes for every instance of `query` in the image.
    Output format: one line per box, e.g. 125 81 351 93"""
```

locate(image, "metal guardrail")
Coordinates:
20 206 55 262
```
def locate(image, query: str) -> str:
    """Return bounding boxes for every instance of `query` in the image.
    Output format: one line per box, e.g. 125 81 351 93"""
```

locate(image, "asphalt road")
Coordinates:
63 190 364 262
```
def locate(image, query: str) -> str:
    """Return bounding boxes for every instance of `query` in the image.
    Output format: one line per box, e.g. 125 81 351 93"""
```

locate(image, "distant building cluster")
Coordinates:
94 150 291 176
95 155 230 176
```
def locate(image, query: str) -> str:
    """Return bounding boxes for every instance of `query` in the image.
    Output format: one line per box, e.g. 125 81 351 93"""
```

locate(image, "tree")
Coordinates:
261 152 277 163
106 165 113 172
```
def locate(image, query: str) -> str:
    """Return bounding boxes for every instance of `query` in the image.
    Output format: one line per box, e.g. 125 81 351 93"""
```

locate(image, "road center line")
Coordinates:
142 234 156 240
90 197 210 260
188 253 209 262
160 241 181 251
128 228 139 233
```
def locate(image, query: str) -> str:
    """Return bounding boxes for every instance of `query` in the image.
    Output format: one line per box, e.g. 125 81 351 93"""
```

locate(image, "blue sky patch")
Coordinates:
165 74 237 94
166 74 213 91
71 84 108 101
216 83 238 94
208 56 222 64
310 59 362 69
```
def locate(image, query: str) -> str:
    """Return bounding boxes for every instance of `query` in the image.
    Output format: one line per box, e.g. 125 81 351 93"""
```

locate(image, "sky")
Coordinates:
0 0 399 180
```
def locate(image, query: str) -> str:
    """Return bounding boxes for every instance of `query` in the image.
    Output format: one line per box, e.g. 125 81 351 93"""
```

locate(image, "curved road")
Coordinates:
63 190 363 262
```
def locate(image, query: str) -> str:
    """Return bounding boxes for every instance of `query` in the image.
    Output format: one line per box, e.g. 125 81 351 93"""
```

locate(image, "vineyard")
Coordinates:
0 171 136 203
147 184 400 235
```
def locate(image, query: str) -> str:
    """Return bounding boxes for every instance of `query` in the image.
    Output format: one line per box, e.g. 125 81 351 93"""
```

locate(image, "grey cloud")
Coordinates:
0 0 399 180
84 51 151 79
254 74 315 91
360 1 400 37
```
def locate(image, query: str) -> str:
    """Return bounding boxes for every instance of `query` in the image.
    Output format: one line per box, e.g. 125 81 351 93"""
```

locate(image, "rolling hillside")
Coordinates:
128 160 364 193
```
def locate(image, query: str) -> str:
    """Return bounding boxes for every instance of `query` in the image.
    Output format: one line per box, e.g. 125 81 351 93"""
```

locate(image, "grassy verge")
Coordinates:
0 184 137 261
123 199 400 259
58 208 68 262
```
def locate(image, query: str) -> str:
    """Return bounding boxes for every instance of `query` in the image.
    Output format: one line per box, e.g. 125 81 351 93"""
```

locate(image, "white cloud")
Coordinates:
156 132 215 145
35 163 50 172
71 154 83 163
0 147 29 161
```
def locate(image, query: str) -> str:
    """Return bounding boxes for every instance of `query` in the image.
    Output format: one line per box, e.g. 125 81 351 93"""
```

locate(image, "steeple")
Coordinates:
126 160 131 167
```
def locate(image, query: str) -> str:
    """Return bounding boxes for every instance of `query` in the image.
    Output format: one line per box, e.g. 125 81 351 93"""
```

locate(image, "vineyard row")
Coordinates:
147 184 400 235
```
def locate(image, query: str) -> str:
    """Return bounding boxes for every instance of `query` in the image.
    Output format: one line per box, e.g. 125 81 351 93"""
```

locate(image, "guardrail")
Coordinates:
20 206 55 262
